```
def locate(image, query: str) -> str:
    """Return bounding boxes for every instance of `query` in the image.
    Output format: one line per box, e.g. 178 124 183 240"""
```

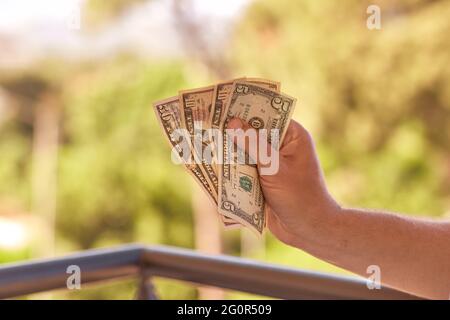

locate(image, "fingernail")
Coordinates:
227 117 243 129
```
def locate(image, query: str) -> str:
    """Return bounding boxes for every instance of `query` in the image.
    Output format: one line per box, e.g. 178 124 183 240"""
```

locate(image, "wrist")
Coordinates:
290 197 342 250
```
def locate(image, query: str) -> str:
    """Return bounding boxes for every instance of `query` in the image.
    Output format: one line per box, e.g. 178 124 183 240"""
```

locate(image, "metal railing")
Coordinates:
0 244 419 299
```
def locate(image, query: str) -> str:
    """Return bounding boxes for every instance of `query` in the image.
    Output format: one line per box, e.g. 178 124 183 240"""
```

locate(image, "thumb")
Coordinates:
226 117 277 175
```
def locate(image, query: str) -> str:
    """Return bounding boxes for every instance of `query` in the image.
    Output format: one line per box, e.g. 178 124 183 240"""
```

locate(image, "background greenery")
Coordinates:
0 0 449 299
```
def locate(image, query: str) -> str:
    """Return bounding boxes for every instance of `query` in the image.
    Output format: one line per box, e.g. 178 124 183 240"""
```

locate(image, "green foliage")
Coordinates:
0 248 30 264
57 58 194 250
0 128 31 202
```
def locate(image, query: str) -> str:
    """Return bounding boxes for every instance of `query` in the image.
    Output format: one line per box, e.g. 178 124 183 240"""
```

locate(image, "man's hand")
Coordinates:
227 117 450 300
227 118 340 246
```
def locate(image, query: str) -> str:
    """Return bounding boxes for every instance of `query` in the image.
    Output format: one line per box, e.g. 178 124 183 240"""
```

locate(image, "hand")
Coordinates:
227 118 340 247
228 117 450 299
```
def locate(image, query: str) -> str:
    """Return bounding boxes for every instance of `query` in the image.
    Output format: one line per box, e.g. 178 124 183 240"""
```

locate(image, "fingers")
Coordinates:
226 117 275 174
277 120 315 160
227 117 246 131
226 117 315 177
227 118 258 158
282 120 311 147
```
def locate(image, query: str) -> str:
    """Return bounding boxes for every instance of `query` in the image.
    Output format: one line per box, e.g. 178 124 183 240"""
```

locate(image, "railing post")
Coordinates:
135 269 158 300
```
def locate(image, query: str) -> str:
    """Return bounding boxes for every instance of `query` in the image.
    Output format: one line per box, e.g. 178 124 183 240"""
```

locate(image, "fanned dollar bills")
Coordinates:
153 77 296 235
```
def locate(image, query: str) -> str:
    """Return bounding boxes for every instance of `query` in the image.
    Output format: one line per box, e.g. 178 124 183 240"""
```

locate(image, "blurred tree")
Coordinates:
55 58 197 298
0 58 199 298
0 73 60 258
56 58 193 250
172 0 231 79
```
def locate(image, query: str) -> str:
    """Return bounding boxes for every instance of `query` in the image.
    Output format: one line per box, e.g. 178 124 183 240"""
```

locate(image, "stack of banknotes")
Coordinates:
153 78 296 235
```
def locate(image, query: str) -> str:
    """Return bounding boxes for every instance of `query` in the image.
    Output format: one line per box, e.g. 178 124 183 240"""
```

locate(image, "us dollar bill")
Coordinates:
153 96 218 204
209 78 280 130
218 82 296 234
153 96 239 227
179 86 219 197
209 78 280 175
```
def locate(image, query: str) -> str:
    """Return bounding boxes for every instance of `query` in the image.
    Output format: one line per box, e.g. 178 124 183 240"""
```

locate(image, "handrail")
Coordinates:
0 244 420 299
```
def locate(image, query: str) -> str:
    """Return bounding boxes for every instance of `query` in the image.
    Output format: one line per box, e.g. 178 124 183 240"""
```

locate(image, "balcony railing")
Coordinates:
0 244 419 299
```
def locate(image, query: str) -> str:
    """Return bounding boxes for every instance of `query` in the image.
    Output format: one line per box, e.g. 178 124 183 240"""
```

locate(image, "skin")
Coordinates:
227 117 450 300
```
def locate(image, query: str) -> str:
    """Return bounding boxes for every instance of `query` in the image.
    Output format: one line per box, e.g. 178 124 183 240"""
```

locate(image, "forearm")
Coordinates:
292 207 450 299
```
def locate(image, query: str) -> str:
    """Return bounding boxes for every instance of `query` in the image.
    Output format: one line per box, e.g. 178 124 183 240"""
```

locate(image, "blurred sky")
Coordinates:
0 0 250 66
